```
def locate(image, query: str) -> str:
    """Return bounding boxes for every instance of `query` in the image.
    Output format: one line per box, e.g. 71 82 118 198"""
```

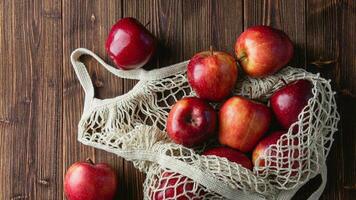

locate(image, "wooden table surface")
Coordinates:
0 0 355 199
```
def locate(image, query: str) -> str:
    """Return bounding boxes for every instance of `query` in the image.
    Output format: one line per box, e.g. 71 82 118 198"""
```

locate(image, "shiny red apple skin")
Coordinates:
203 146 252 170
167 97 217 147
218 96 271 152
252 131 285 167
270 80 313 130
252 131 300 175
64 160 118 200
235 25 294 77
187 51 238 101
105 17 156 70
152 171 204 200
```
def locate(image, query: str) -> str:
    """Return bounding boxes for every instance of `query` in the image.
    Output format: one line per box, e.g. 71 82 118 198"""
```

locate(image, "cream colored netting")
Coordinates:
71 48 339 200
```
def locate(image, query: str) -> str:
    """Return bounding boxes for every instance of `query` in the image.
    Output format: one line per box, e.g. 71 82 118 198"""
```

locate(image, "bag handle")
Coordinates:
70 48 189 99
277 163 328 200
70 48 151 98
306 164 327 200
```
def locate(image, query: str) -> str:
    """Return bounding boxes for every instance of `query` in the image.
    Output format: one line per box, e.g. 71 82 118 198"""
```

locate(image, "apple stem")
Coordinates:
280 78 288 85
145 21 151 27
210 45 213 56
238 52 247 61
86 158 95 165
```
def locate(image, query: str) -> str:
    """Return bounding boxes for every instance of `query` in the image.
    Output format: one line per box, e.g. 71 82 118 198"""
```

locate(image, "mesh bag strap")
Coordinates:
70 48 189 99
70 48 150 99
277 163 328 200
306 164 328 200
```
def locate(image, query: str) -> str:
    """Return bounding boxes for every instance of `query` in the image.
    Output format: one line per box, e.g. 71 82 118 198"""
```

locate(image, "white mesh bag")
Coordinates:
70 48 340 200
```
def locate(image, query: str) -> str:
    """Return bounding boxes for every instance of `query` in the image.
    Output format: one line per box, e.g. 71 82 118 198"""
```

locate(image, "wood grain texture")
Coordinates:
182 0 243 58
0 0 354 199
306 1 341 199
338 1 356 198
62 0 125 199
305 0 356 199
0 0 63 200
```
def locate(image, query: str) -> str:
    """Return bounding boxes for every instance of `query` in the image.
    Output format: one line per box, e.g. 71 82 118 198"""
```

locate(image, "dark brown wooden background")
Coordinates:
0 0 354 199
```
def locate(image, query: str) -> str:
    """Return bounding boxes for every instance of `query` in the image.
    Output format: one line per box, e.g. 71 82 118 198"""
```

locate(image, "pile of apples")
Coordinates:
64 18 314 200
160 26 313 199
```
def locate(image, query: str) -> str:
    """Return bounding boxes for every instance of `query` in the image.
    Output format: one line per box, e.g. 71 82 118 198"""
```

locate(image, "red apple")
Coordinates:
270 79 313 130
106 17 156 70
166 97 217 147
252 131 300 175
235 25 294 77
64 159 118 200
187 49 238 101
252 131 285 167
152 171 204 200
218 96 271 152
203 146 252 170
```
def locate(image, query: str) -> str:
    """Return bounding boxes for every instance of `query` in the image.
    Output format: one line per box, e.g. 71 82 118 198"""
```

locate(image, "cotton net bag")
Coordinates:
70 48 339 200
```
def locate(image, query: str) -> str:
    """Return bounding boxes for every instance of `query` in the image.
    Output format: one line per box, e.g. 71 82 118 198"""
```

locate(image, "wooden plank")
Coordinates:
210 0 244 56
338 0 356 197
306 0 356 199
152 0 184 66
62 0 124 199
182 0 212 57
182 0 243 57
306 0 342 199
35 1 63 199
0 0 62 199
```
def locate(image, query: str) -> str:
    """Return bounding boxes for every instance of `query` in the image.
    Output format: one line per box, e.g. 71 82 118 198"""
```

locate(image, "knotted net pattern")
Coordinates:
71 48 339 200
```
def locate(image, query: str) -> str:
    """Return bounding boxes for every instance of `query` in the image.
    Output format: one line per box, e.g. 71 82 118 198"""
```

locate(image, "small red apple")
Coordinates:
187 49 238 101
152 171 204 200
270 79 313 130
252 131 300 176
166 97 217 147
106 17 156 70
218 96 271 152
235 25 294 77
203 146 252 170
64 159 118 200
